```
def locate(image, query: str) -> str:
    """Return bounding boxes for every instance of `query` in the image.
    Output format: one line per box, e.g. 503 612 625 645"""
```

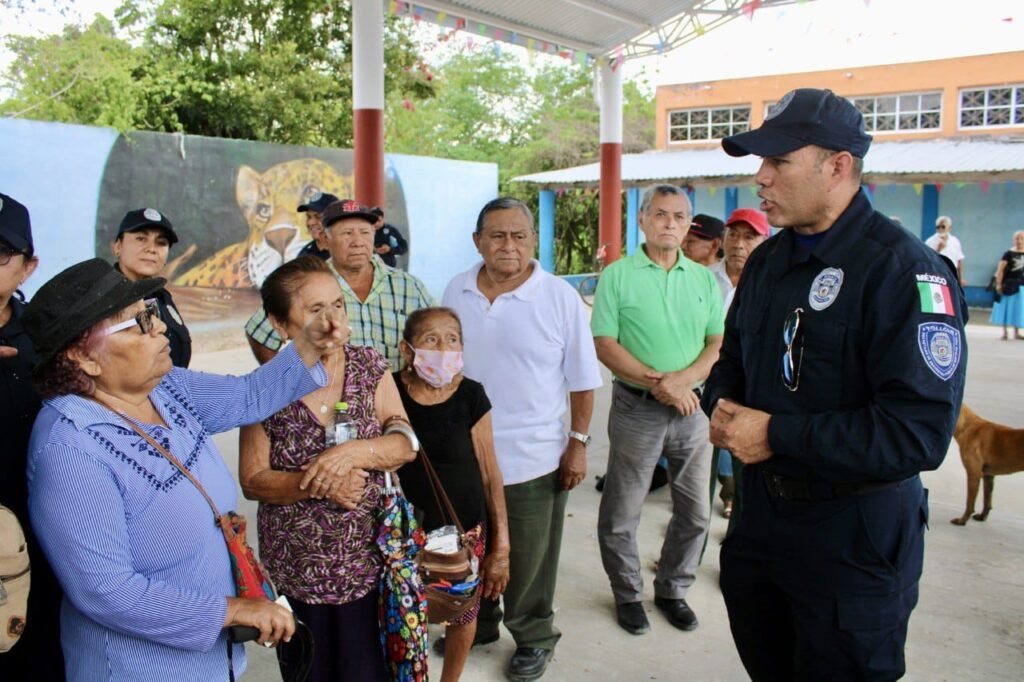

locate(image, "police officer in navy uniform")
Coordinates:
371 206 408 267
702 88 967 681
0 193 66 679
297 191 338 260
113 209 192 367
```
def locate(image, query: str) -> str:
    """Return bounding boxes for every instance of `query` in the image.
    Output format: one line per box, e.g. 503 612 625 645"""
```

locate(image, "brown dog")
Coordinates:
951 404 1024 525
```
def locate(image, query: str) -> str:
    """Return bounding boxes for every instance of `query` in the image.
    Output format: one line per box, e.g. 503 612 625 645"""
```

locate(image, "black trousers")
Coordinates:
720 468 928 682
278 590 387 682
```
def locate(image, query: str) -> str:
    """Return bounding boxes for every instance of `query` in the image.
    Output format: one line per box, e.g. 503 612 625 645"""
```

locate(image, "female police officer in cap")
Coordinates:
113 208 192 367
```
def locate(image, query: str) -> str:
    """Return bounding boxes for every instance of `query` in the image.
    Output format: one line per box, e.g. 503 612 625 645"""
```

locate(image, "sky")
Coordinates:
1 0 1022 93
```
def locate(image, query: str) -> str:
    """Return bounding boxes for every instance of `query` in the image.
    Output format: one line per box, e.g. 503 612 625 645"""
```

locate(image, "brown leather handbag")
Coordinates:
414 448 480 624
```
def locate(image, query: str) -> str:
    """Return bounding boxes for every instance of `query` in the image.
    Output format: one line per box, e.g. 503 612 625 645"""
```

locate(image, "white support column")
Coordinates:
598 59 624 262
352 0 385 207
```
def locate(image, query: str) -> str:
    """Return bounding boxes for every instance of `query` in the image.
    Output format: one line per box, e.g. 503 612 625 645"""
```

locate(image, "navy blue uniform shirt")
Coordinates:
703 190 967 484
374 223 408 267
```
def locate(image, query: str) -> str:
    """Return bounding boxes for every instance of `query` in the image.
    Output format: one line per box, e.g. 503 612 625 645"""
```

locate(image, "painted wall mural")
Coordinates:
1 117 496 347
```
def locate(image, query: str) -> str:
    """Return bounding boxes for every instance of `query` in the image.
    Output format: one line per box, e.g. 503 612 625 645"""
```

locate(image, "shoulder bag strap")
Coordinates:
417 446 466 537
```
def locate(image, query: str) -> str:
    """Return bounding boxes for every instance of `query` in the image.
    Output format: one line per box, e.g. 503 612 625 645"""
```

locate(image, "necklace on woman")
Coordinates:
318 354 342 414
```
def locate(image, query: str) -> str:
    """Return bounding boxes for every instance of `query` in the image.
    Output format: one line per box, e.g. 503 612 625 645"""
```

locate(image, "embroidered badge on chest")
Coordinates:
808 267 844 311
918 322 961 381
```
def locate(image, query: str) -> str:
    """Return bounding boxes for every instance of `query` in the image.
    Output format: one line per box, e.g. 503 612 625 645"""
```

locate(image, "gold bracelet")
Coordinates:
368 444 376 470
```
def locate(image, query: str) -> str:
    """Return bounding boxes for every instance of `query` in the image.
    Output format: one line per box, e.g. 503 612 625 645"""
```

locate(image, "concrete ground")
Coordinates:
196 322 1024 681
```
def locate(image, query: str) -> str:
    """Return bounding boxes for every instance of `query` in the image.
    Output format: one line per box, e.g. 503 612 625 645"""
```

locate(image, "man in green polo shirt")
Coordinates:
592 184 723 636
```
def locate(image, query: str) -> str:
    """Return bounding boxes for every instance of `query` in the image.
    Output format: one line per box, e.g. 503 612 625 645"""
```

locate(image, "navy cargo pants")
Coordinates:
720 467 928 681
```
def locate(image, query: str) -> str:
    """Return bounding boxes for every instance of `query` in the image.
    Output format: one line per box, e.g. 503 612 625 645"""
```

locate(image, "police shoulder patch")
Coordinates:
917 322 961 381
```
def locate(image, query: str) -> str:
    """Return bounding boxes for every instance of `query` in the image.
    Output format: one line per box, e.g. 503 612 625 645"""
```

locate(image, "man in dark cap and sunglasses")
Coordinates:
701 88 967 681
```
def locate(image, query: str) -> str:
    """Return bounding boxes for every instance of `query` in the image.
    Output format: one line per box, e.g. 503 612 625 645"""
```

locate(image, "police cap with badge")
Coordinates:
722 87 872 159
117 208 179 246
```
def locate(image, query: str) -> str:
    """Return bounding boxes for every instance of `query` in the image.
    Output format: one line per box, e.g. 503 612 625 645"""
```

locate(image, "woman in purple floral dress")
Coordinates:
239 256 417 682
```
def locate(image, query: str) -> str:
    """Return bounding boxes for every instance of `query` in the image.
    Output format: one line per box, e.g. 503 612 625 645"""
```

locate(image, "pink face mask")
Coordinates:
412 348 464 388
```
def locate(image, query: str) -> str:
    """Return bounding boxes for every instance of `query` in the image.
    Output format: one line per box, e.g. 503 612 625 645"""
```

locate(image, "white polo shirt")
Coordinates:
442 260 603 486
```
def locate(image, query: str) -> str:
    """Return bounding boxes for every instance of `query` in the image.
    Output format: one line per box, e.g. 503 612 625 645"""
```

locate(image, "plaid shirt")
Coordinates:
245 257 435 370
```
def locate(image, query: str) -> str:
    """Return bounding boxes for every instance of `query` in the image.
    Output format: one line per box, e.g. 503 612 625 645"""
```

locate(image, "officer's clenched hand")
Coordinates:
710 399 773 464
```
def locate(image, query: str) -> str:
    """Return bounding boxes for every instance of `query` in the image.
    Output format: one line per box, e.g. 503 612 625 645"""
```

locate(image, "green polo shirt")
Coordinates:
591 247 723 386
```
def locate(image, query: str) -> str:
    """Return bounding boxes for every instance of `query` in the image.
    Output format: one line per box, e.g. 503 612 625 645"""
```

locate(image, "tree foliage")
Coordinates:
2 0 430 146
385 50 653 273
2 2 655 273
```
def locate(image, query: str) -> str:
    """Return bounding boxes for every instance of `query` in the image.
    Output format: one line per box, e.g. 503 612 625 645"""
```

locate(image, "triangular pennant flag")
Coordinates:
708 186 718 197
934 182 944 193
388 0 397 16
980 180 990 193
436 11 446 24
493 42 502 58
742 0 762 21
455 17 466 30
477 23 486 35
867 183 877 193
912 183 923 195
748 186 759 196
955 182 966 189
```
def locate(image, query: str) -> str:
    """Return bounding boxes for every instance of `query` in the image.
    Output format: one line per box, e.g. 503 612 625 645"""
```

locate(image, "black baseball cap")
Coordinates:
322 200 379 228
0 193 34 253
117 208 179 245
370 206 384 218
22 258 165 365
297 192 340 213
723 88 872 159
689 214 725 240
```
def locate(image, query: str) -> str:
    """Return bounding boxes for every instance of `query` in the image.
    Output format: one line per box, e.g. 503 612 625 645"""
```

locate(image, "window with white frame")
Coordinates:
959 84 1024 128
668 105 750 142
851 92 942 133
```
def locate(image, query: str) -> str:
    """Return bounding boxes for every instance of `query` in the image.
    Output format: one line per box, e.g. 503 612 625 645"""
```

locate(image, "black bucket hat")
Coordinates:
22 258 165 365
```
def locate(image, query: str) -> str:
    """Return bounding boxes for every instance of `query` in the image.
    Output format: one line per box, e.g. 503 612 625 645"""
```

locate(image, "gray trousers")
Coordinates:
598 383 712 605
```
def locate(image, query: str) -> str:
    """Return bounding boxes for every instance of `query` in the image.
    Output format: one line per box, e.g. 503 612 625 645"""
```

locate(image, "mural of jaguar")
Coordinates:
174 158 353 288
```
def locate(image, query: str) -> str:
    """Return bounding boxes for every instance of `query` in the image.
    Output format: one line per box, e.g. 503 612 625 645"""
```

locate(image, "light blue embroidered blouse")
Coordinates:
27 343 326 681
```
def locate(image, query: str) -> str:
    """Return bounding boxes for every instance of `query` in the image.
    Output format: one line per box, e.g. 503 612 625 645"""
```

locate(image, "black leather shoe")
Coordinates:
654 596 699 631
507 647 553 681
615 601 650 635
432 631 499 656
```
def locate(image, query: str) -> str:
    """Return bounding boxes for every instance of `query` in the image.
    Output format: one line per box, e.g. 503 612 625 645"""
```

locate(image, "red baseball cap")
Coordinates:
725 208 771 236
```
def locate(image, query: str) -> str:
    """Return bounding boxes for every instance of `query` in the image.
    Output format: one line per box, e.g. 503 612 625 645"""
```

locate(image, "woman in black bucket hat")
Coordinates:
21 257 344 681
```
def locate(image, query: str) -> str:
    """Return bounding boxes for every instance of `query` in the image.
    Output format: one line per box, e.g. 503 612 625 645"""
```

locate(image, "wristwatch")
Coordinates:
568 431 592 446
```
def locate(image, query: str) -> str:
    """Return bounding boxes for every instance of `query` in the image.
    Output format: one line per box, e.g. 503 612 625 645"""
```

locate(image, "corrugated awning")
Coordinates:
511 136 1024 188
392 0 801 61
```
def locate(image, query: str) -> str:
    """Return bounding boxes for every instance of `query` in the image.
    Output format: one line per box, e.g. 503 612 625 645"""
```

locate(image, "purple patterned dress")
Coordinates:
258 344 388 605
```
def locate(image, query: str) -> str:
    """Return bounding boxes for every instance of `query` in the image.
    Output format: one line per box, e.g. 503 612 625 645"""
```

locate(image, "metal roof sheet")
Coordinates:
511 137 1024 188
397 1 800 59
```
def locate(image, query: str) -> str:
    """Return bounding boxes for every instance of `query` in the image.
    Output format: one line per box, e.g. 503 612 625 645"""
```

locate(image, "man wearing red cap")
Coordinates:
708 208 770 521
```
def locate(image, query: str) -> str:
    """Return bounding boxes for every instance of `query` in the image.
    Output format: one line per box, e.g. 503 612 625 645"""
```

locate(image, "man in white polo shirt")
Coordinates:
441 197 602 682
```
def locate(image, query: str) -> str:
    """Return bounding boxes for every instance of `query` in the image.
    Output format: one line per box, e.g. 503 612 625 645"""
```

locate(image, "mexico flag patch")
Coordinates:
916 274 954 315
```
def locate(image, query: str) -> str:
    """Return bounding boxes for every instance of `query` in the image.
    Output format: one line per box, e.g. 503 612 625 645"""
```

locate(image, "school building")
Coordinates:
516 51 1024 306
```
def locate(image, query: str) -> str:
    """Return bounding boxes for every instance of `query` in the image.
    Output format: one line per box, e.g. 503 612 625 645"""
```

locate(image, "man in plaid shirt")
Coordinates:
245 199 434 368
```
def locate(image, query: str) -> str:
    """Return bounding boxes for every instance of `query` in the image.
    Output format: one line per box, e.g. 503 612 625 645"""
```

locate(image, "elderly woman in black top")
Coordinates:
112 208 192 366
393 307 510 682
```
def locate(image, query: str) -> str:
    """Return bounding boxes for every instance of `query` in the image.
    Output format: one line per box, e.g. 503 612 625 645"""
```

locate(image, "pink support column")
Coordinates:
352 0 385 208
